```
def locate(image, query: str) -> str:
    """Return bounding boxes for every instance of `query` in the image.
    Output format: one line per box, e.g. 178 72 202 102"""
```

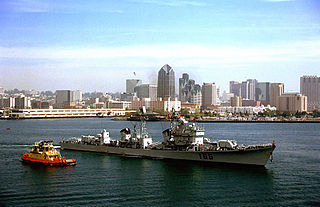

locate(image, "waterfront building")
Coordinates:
230 96 242 107
201 83 217 109
126 79 142 94
217 105 276 115
55 90 71 108
71 90 82 102
0 97 15 108
31 100 50 109
181 103 201 113
120 92 136 102
276 93 307 113
15 96 31 109
106 101 131 110
7 108 135 119
256 82 270 105
150 97 181 112
134 84 157 101
270 83 284 107
179 73 202 105
131 98 151 110
157 64 175 99
300 75 320 110
242 100 261 107
93 102 106 109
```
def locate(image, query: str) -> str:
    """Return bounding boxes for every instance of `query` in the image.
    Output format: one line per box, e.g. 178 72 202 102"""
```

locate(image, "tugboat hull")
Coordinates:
22 153 76 166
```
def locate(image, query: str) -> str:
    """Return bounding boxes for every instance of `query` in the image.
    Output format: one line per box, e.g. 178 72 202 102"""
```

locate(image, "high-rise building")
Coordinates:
276 93 307 112
55 90 71 108
300 76 320 110
15 96 31 109
190 84 202 105
0 87 4 94
179 73 189 101
134 84 157 101
256 82 270 104
201 83 217 109
0 97 15 108
179 73 202 105
230 81 241 97
241 81 250 99
71 90 82 102
230 80 256 100
157 64 175 99
247 79 257 100
126 79 142 94
270 83 284 107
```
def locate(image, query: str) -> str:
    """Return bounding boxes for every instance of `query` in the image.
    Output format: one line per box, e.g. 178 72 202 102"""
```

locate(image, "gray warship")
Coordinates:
60 108 276 166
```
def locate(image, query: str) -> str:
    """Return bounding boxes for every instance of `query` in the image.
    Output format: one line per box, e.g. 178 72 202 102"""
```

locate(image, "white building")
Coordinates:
8 108 136 119
71 90 82 102
201 83 217 109
14 96 31 109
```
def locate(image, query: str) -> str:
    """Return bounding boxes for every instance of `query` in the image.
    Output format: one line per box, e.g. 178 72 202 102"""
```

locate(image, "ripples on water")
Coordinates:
0 119 319 206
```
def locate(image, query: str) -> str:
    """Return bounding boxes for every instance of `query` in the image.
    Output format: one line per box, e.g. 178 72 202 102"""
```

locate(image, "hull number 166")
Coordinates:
198 153 214 160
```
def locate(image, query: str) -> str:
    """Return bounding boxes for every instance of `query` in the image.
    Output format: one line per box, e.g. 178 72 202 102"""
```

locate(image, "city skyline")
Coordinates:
1 0 320 92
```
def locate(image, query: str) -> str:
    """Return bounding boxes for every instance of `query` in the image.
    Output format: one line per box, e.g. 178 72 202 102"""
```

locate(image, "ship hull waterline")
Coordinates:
21 159 76 167
60 143 275 166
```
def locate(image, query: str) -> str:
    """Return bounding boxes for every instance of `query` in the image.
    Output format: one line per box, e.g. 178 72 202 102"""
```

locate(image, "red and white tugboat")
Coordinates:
22 140 76 166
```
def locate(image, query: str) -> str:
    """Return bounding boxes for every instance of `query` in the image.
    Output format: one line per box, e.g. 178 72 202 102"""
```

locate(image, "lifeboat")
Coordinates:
22 140 76 166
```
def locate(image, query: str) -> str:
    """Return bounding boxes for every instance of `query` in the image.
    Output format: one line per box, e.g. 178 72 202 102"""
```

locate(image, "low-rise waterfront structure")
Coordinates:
217 105 276 115
131 97 181 112
5 108 136 119
181 103 201 113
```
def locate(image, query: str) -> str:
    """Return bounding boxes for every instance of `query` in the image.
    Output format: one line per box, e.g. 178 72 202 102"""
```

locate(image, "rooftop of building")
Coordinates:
301 75 319 78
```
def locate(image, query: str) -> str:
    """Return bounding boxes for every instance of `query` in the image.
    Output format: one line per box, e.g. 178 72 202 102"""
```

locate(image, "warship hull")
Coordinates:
60 142 275 166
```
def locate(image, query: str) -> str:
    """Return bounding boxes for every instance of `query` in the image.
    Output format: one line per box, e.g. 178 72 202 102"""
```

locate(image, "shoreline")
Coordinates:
1 116 319 123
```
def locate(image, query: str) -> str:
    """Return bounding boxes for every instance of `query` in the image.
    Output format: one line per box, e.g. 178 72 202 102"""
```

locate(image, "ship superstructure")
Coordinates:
61 108 275 166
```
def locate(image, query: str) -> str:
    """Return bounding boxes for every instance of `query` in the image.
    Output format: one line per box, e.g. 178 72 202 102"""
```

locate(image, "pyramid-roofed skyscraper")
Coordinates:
157 64 175 99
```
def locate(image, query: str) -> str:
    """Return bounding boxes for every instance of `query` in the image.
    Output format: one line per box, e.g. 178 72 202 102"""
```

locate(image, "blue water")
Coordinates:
0 118 319 206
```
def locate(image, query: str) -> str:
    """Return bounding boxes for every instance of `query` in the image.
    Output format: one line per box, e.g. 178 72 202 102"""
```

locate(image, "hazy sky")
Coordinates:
0 0 319 93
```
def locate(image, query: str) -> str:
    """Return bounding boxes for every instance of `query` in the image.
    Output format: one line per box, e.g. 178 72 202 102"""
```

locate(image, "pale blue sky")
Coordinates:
0 0 319 92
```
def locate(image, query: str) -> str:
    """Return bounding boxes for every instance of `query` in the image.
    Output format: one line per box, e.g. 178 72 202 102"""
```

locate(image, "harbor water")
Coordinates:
0 118 319 206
